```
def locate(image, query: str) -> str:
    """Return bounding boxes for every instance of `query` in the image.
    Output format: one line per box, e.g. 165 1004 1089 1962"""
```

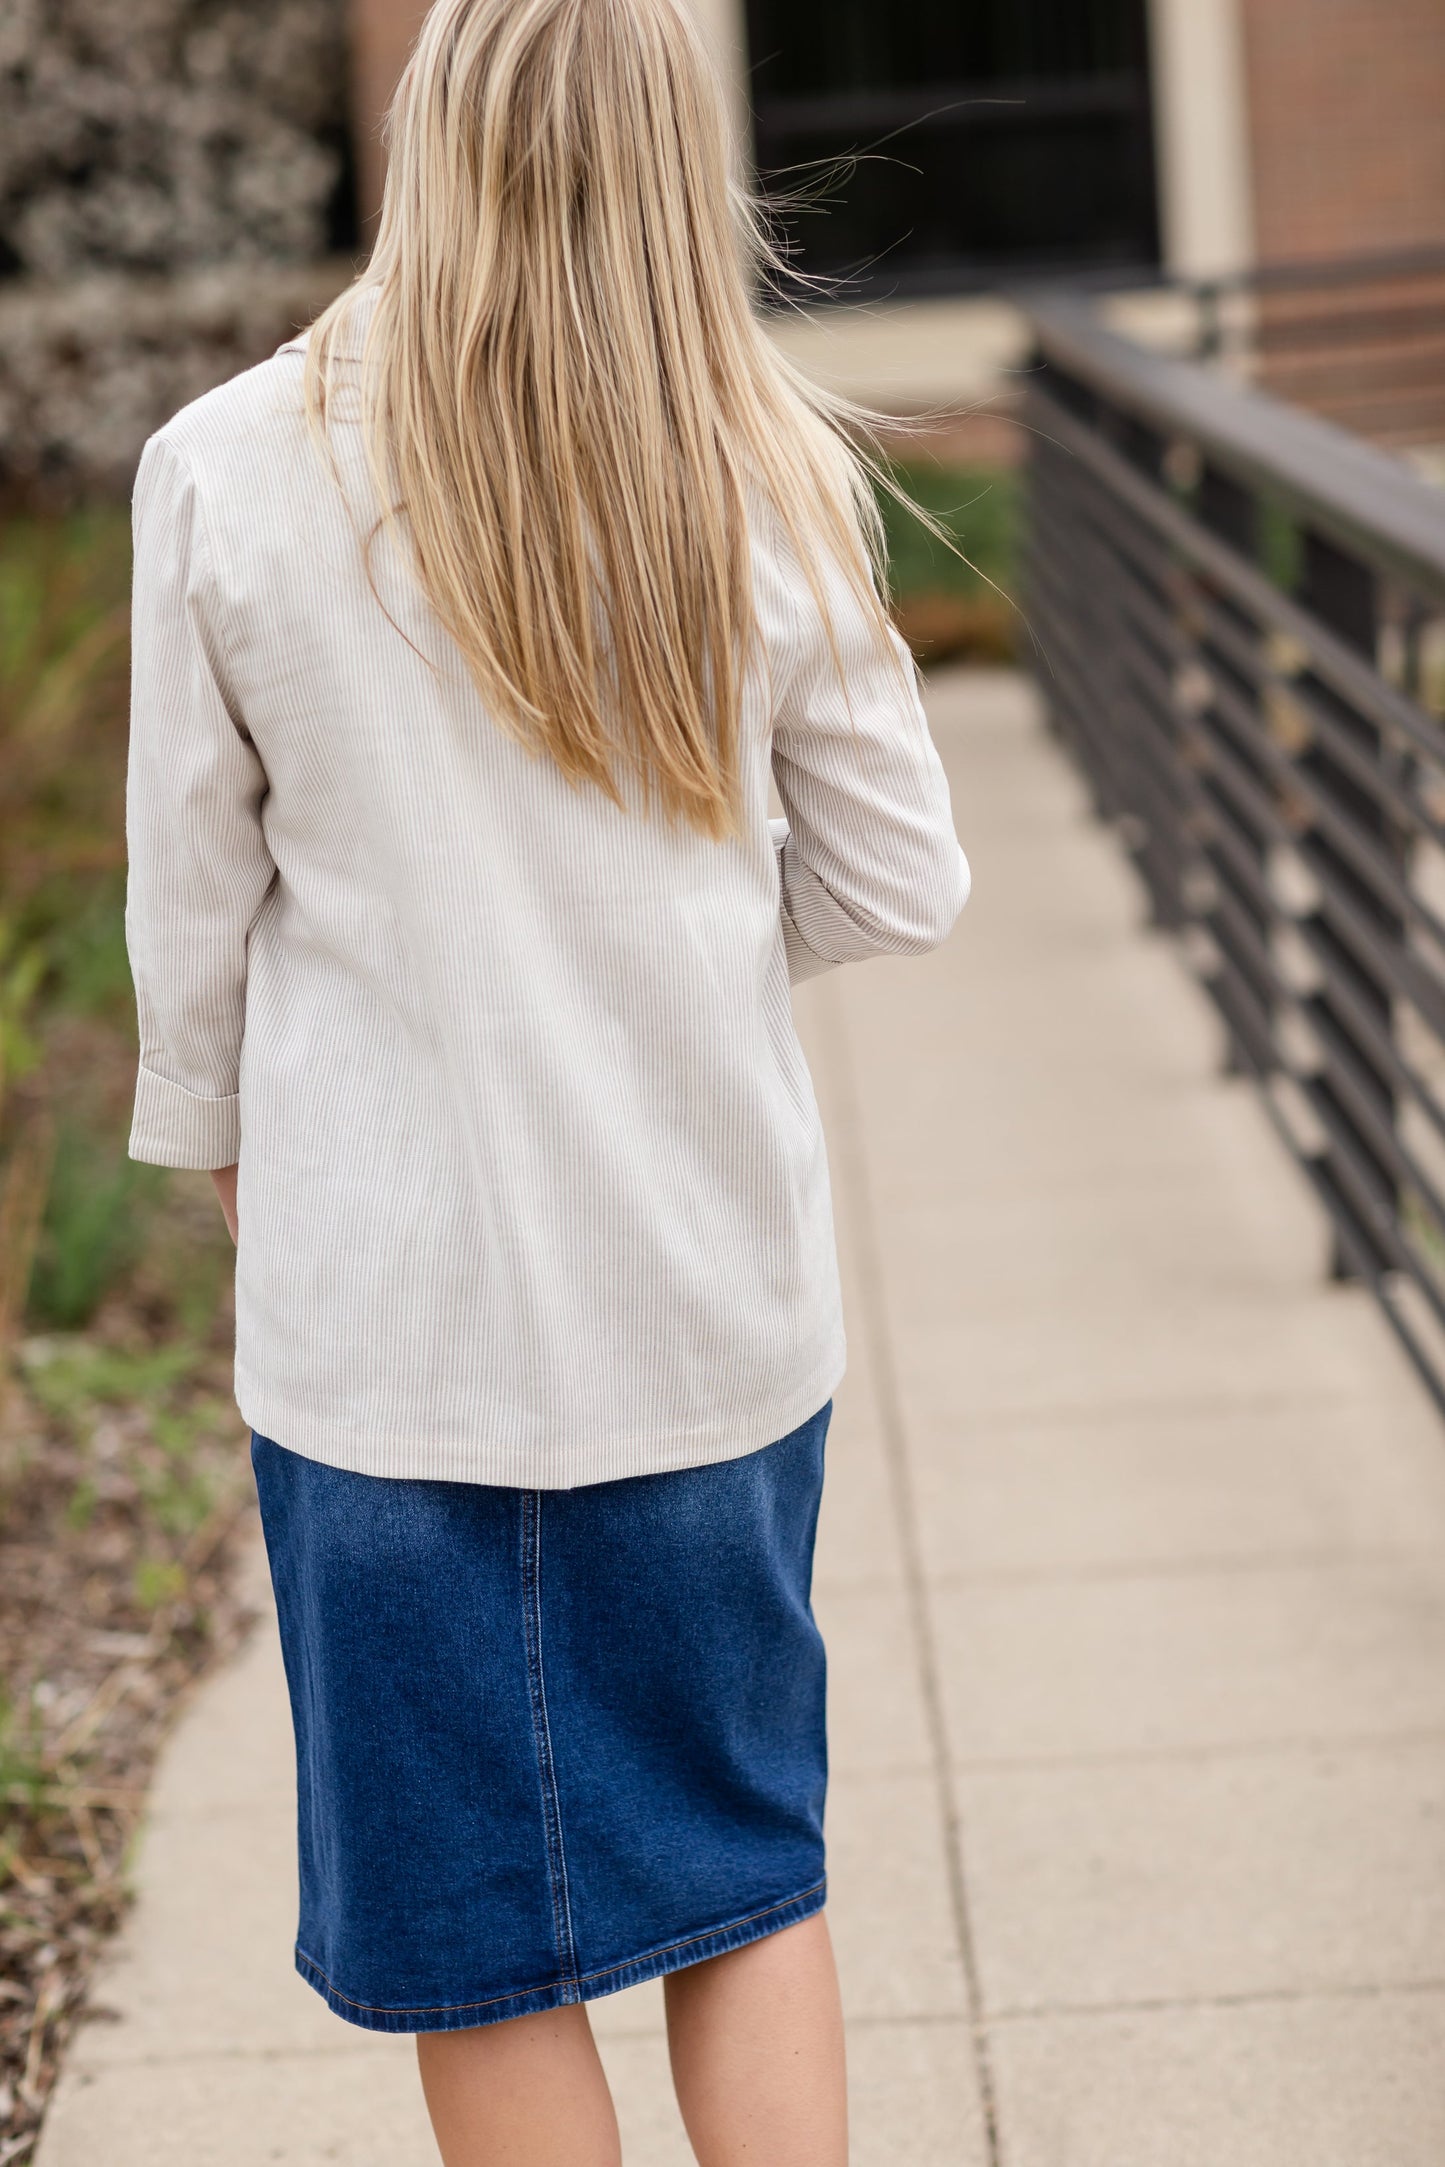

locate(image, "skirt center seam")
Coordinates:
520 1488 580 1996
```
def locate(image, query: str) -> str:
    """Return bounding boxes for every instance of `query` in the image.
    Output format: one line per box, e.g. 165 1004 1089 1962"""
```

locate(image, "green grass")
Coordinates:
0 511 132 920
0 1691 48 1813
874 460 1021 665
0 508 169 1337
16 1332 236 1609
26 1127 167 1332
20 1338 198 1419
879 460 1020 607
0 913 47 1083
27 872 135 1023
0 510 260 2167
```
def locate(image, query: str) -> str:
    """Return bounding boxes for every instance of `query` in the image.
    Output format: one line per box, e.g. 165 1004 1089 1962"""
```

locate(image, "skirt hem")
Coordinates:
295 1877 828 2035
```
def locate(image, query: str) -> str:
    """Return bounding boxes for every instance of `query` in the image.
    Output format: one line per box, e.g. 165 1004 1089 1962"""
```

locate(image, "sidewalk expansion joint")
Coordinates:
984 1977 1445 2025
818 981 1005 2167
950 1724 1445 1773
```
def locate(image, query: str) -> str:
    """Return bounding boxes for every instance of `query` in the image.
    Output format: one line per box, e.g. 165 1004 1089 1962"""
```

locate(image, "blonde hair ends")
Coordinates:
305 0 906 837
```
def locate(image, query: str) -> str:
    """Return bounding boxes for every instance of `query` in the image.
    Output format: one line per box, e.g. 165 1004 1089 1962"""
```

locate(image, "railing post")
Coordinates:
1193 280 1225 363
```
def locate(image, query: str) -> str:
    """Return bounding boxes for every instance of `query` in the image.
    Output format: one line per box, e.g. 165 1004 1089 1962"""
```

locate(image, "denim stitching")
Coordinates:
520 1490 580 1996
295 1947 559 2017
293 1878 827 2017
573 1878 828 1986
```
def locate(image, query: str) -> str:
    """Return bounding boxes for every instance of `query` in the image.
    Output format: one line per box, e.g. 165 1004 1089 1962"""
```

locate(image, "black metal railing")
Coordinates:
1023 293 1445 1407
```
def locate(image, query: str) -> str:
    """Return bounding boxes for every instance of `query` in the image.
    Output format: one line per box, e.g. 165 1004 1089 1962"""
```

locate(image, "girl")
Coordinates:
124 0 967 2159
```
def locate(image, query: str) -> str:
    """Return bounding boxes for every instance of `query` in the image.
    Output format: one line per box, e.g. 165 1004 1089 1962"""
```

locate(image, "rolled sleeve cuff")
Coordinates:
771 816 838 985
129 1068 241 1170
780 904 838 984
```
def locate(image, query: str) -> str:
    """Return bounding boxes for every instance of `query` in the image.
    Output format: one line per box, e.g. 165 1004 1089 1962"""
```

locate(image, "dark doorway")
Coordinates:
745 0 1160 299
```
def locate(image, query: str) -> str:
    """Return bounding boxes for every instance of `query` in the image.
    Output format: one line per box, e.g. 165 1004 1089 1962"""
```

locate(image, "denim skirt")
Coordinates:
251 1402 830 2034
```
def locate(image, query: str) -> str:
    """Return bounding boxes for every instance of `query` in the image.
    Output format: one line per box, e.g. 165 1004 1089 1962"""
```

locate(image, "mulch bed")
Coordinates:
0 1300 256 2165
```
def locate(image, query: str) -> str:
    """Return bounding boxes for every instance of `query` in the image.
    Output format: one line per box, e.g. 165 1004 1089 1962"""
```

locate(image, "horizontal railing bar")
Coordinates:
1191 591 1445 857
1304 1003 1445 1242
1026 302 1445 598
1213 871 1291 983
1200 806 1274 921
1294 917 1445 1148
1090 533 1445 940
1304 1088 1437 1295
1199 933 1278 1069
1195 951 1434 1303
1182 713 1445 1042
1023 550 1105 694
1021 599 1130 806
1024 546 1125 711
1035 494 1178 689
1031 572 1436 1028
1204 882 1285 1015
1281 1137 1445 1418
1214 832 1445 1178
1022 554 1195 849
1197 667 1441 957
1030 383 1445 769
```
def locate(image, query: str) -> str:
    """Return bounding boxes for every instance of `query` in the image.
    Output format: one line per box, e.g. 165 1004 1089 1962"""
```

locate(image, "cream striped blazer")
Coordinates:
125 321 969 1486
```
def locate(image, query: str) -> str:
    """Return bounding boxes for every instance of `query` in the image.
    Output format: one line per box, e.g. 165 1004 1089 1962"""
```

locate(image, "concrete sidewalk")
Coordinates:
38 672 1445 2165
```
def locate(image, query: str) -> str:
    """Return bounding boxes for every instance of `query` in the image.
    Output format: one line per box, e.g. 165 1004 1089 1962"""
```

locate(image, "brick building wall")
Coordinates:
1235 0 1445 443
1238 0 1445 262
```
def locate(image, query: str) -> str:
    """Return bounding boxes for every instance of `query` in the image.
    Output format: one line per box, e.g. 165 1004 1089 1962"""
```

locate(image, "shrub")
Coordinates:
0 1 353 493
880 460 1021 665
25 1125 164 1330
0 0 350 282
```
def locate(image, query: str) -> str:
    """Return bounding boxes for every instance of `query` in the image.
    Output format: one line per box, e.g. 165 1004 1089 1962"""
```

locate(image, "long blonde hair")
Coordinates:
305 0 903 837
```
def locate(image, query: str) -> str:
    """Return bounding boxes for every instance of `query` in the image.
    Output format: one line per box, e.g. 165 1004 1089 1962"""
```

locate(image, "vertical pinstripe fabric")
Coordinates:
124 329 969 1487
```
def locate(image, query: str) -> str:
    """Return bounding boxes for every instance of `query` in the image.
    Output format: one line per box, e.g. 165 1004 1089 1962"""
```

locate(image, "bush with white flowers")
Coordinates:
0 0 352 493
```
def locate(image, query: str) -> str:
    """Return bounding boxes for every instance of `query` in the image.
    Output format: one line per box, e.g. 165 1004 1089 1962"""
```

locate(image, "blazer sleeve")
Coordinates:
125 435 276 1169
763 524 970 985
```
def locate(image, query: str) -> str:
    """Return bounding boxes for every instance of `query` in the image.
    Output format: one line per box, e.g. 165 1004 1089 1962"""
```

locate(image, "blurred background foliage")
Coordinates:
880 456 1019 665
0 503 244 1347
0 501 254 2160
0 20 359 2138
0 0 353 500
0 0 350 281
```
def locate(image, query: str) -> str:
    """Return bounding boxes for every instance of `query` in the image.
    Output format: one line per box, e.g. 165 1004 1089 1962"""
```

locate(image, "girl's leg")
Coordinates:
416 2004 622 2167
663 1912 848 2167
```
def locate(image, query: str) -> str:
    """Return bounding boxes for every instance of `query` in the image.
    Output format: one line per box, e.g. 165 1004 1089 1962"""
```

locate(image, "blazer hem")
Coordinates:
235 1332 848 1490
